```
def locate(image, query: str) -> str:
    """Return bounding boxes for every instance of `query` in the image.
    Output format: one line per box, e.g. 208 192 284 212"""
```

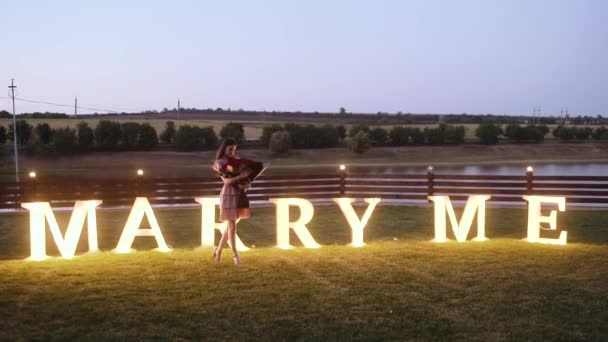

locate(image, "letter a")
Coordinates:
333 198 381 247
21 200 102 261
523 196 567 245
269 198 320 249
115 197 171 253
428 195 491 242
194 197 249 251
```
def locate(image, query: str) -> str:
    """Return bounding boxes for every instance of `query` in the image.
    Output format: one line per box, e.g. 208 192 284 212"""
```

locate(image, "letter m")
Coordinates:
21 200 102 260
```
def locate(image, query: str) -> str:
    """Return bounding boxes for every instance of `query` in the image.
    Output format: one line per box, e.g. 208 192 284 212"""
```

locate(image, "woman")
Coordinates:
212 138 252 265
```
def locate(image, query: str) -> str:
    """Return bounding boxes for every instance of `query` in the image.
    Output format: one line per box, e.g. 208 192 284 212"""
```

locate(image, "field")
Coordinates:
0 204 607 339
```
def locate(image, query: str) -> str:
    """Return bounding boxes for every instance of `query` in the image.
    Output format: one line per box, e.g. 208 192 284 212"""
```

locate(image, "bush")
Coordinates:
592 126 608 140
95 120 122 150
160 121 176 144
389 127 411 146
9 120 33 145
138 123 158 149
347 131 371 154
25 139 52 157
120 122 141 149
553 126 566 139
261 124 284 147
284 123 307 148
348 124 369 138
53 127 78 154
553 126 592 141
423 127 445 145
34 123 53 144
175 125 218 151
220 122 245 143
77 122 95 152
200 127 218 149
537 125 550 136
336 125 346 140
554 126 575 140
505 124 546 143
0 125 6 145
368 127 388 146
285 124 340 149
444 125 466 144
410 128 425 144
475 123 503 144
269 130 291 155
315 124 340 148
575 127 593 140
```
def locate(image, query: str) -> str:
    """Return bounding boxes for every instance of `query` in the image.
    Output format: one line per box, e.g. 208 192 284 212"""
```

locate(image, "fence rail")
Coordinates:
1 169 608 210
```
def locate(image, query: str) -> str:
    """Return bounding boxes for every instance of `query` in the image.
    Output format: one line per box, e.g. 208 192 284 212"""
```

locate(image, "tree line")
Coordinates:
0 120 607 157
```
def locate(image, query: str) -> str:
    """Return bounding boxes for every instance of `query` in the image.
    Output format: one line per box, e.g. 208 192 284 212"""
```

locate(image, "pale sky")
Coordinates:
1 0 607 115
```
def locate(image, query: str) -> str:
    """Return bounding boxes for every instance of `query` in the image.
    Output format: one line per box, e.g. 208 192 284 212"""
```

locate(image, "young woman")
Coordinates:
212 138 252 265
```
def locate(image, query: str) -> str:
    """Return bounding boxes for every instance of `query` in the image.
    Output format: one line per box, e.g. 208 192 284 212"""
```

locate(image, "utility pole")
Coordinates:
75 96 78 116
177 98 181 129
8 79 19 182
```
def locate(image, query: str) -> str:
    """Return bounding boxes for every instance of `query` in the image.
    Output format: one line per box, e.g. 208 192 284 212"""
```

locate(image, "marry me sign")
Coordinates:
20 194 568 261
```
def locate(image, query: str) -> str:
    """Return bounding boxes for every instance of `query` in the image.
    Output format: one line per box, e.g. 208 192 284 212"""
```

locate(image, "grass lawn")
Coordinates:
0 204 607 339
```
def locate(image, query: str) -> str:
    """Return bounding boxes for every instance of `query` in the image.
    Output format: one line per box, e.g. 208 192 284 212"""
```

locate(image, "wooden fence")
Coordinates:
1 170 608 210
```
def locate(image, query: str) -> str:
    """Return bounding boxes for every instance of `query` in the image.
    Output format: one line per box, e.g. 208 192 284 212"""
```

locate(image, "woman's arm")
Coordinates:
220 171 251 185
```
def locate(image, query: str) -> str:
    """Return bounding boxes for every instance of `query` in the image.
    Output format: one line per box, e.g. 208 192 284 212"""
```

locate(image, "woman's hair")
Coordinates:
215 138 237 160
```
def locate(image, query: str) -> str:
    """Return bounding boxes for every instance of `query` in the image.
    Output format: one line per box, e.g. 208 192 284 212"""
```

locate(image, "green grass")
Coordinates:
0 205 607 340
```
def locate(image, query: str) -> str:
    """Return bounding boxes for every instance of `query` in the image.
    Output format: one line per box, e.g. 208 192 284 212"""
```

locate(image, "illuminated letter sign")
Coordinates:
21 200 102 261
428 195 491 242
194 197 249 251
523 196 567 245
115 197 171 253
333 198 381 247
269 198 320 249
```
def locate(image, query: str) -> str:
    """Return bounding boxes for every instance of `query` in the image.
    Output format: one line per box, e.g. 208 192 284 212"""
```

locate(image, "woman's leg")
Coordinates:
229 220 241 265
215 220 233 260
228 220 238 257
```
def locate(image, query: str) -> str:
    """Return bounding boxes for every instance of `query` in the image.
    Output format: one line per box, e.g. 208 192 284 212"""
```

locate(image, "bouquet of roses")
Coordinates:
214 157 266 189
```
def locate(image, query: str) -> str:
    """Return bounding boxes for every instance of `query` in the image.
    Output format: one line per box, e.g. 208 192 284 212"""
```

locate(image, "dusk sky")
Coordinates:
1 0 607 116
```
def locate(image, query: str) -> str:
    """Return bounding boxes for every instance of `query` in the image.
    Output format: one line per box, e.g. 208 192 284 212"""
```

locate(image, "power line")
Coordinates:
14 97 120 113
1 95 159 115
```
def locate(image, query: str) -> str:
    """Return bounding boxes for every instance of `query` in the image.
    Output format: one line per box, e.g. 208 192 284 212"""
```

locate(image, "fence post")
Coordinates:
526 166 533 195
136 169 144 197
28 171 38 202
427 165 434 202
339 164 346 196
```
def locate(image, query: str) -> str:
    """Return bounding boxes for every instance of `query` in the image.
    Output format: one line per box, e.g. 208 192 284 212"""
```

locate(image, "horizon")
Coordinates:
1 0 607 116
1 106 604 119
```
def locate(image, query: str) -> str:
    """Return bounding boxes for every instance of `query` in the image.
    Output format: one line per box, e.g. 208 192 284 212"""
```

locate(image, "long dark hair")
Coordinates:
215 138 237 160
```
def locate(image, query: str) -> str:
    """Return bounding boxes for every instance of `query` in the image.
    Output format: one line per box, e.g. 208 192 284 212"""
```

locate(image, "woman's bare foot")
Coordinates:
233 255 241 266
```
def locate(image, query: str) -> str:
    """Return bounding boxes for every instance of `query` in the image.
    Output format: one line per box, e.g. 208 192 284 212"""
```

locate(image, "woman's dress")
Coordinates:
213 157 251 221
